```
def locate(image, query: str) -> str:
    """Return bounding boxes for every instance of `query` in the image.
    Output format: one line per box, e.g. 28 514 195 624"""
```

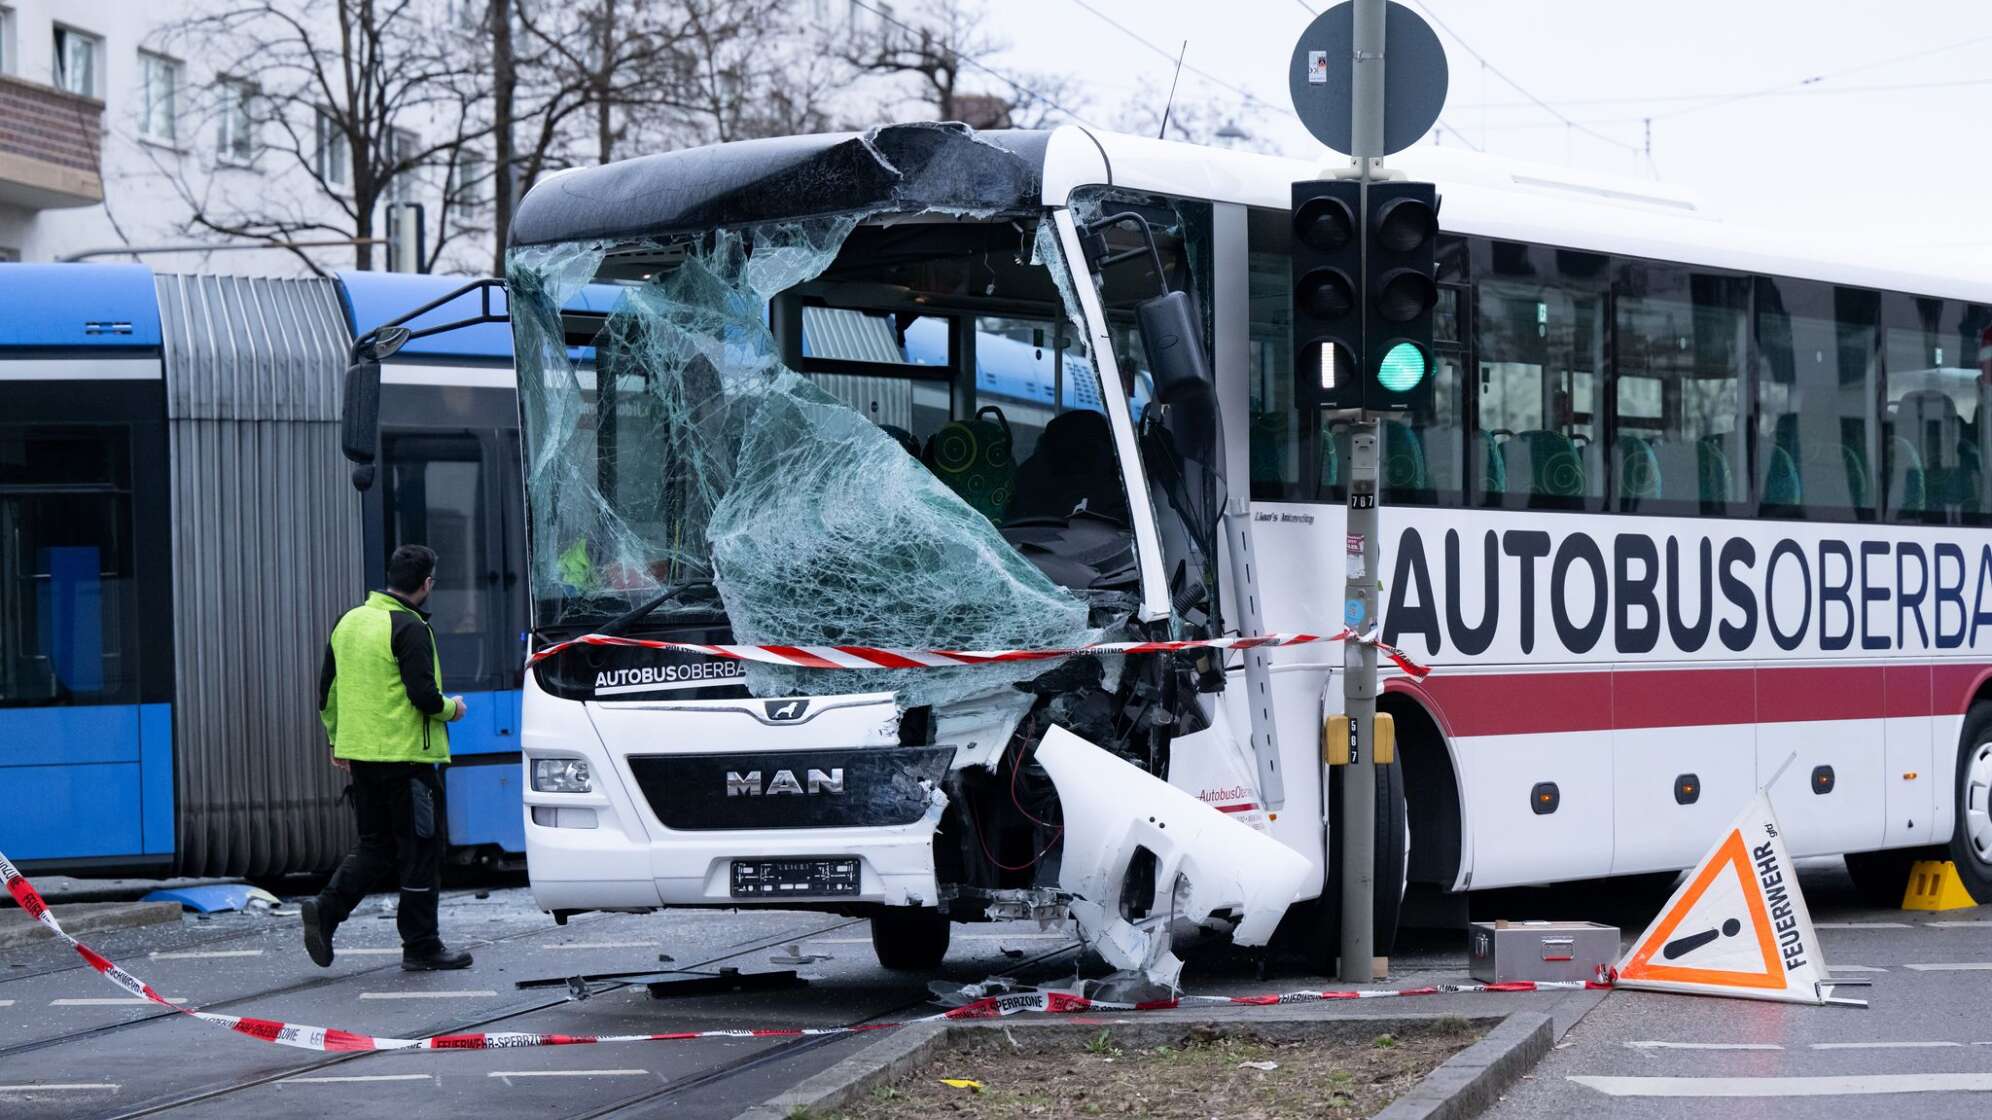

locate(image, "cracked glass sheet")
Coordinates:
509 214 1099 709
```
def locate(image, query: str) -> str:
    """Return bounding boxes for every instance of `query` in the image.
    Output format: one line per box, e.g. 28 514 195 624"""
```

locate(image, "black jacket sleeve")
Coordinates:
318 639 338 712
388 612 450 717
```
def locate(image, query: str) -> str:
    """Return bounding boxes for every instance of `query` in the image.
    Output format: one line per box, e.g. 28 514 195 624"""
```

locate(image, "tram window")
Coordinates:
0 425 138 706
383 433 491 685
975 315 1096 463
1882 297 1992 524
800 308 953 451
1755 278 1877 521
1613 267 1749 515
1474 270 1607 510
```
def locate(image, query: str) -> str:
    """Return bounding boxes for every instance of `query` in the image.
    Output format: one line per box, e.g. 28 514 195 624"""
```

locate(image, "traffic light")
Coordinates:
1290 180 1364 410
1361 181 1438 412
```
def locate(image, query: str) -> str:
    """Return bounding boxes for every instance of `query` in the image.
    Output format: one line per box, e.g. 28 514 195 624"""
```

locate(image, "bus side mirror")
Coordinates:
1136 290 1217 465
341 326 410 492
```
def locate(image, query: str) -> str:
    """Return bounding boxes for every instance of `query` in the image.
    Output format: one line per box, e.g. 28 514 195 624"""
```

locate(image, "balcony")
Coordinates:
0 75 104 210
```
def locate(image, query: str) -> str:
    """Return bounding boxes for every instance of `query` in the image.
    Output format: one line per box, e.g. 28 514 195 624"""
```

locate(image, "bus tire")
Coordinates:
1291 757 1408 975
1949 704 1992 904
870 907 951 972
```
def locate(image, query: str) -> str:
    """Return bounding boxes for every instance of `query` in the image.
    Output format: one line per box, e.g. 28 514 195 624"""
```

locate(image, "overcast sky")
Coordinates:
972 0 1991 275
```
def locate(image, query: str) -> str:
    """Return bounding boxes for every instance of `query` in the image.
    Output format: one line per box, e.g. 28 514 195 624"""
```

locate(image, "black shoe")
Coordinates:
301 898 336 968
401 945 473 971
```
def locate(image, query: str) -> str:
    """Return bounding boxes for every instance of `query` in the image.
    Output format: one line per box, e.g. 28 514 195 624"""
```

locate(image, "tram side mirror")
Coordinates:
341 326 410 492
1136 290 1217 465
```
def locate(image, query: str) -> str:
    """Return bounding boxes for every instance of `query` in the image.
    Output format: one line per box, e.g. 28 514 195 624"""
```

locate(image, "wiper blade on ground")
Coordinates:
593 581 716 638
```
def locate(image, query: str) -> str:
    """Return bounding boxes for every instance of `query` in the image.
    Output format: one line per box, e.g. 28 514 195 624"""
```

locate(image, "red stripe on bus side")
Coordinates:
1413 662 1987 738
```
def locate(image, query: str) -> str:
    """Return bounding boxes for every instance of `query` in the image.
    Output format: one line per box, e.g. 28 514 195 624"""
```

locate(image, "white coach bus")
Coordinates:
391 123 1990 975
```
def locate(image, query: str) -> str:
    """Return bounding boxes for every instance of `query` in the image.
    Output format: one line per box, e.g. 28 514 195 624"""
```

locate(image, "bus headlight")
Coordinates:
532 758 593 793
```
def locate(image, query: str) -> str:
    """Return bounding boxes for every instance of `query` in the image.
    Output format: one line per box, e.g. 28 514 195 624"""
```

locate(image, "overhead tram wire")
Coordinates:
846 0 1099 127
1645 32 1992 122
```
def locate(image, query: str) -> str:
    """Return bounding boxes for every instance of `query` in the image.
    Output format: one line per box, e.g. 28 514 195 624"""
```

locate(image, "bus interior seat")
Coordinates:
878 423 921 459
1005 408 1127 524
1762 444 1802 507
923 412 1015 523
1471 430 1506 498
1248 411 1288 485
1381 418 1428 490
1697 435 1737 505
1843 441 1873 512
1320 425 1341 487
1896 390 1976 510
1617 434 1663 502
1888 434 1927 515
1501 430 1586 500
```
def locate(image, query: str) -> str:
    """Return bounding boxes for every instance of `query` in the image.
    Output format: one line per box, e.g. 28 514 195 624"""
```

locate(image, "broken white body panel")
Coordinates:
1036 726 1313 986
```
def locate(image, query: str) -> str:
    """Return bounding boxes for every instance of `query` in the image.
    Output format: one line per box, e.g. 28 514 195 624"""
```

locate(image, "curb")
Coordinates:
1373 1012 1554 1120
733 1007 1541 1120
0 901 182 950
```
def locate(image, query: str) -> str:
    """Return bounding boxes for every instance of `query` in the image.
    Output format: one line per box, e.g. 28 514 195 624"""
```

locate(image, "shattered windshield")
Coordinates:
508 212 1142 705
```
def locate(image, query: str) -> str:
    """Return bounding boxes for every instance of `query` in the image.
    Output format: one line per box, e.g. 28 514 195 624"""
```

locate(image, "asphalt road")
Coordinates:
0 858 1983 1119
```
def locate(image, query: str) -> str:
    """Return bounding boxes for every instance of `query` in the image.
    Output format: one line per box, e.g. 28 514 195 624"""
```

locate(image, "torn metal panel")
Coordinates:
1034 725 1312 988
510 124 1052 247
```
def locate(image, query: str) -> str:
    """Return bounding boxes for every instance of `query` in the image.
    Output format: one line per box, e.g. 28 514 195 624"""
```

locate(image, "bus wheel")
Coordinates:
1288 757 1408 976
870 907 951 972
1949 705 1992 904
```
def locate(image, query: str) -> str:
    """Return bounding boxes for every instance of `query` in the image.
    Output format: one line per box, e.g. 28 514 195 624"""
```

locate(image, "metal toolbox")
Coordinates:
1468 920 1620 983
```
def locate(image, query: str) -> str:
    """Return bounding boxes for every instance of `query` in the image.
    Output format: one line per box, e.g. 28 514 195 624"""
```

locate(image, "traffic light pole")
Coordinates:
1337 0 1386 986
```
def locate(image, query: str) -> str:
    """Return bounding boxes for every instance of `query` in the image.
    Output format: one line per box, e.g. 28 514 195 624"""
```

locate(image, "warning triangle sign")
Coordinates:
1617 792 1834 1005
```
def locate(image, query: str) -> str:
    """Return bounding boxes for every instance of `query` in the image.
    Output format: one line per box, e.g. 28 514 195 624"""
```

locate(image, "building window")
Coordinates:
217 78 257 164
137 52 181 143
314 108 348 186
385 127 419 203
450 149 487 207
0 7 17 77
54 26 101 97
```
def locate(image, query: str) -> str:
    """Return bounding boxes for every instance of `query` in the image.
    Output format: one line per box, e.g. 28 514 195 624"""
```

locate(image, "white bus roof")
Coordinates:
1048 126 1992 306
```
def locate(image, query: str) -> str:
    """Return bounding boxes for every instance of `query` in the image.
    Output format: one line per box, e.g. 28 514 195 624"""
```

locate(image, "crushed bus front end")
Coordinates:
510 123 1309 982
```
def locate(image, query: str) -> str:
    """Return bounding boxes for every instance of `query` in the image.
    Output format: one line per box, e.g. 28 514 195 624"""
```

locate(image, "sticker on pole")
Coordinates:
1615 791 1845 1005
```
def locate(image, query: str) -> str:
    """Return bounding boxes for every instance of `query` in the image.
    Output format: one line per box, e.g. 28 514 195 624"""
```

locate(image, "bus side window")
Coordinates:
1612 265 1749 516
1882 297 1992 525
1473 244 1607 511
1755 278 1877 521
1245 207 1306 502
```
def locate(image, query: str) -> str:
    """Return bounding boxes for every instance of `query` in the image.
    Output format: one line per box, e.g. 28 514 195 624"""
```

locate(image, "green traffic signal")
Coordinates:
1377 341 1428 392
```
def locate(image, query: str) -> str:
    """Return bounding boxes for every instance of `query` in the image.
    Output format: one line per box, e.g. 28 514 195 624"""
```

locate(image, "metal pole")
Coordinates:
1338 0 1387 986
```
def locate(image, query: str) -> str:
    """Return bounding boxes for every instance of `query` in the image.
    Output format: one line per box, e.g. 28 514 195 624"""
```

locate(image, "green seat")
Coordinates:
1697 436 1736 505
1890 435 1926 515
1381 418 1428 491
1842 442 1872 512
1248 412 1290 485
1762 444 1802 508
1472 429 1507 499
1502 430 1585 500
1617 434 1663 503
923 415 1014 522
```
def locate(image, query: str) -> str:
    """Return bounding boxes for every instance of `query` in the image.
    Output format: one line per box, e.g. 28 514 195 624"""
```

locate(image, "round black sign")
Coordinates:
1288 0 1449 157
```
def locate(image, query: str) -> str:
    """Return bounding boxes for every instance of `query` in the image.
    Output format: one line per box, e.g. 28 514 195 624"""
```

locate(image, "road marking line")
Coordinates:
0 1000 13 1007
1829 965 1887 973
1571 1074 1992 1097
487 1070 650 1079
150 949 265 960
280 1074 435 1085
1624 1041 1782 1051
358 991 498 999
1904 963 1992 971
542 943 662 950
339 948 404 956
1813 922 1910 929
0 1084 120 1093
1625 1036 1784 1044
960 933 1070 941
1811 1041 1962 1049
1928 920 1992 928
51 998 186 1006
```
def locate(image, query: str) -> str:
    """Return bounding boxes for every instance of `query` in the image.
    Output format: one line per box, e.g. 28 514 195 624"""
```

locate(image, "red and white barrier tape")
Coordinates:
3 849 1602 1055
528 627 1433 679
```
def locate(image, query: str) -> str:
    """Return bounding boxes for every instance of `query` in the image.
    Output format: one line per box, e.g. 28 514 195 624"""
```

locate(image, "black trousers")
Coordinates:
318 760 447 953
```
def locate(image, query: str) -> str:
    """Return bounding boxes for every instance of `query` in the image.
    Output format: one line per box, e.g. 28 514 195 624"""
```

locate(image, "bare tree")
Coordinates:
1113 76 1269 149
148 1 493 272
840 0 1006 123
